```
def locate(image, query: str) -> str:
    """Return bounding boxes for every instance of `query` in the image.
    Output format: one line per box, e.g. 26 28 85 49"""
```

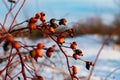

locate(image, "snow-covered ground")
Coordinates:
65 35 120 80
35 35 120 80
0 35 120 80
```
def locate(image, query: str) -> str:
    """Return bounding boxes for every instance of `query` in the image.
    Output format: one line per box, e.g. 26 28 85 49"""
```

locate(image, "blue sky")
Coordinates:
0 0 119 25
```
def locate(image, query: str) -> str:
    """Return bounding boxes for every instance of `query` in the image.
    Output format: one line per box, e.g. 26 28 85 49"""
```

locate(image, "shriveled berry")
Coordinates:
59 18 67 25
75 49 83 56
3 41 11 51
8 0 16 3
88 62 94 66
50 23 58 28
30 50 36 58
50 18 56 24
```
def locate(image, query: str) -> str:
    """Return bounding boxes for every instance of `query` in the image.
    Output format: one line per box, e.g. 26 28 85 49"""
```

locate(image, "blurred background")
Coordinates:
0 0 120 80
0 0 120 45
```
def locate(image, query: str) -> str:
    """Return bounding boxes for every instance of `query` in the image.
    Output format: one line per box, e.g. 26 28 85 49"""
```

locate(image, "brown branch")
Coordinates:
30 58 38 77
88 27 120 80
2 0 18 24
48 35 75 80
17 49 26 80
0 52 17 75
88 34 113 80
2 0 20 32
0 22 6 33
8 0 26 32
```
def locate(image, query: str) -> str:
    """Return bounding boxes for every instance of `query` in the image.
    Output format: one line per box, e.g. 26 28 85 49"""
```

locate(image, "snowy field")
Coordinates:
0 35 120 80
66 35 120 80
35 35 120 80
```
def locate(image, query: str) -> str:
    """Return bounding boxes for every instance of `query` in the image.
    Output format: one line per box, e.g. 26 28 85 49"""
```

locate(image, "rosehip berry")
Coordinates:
49 27 55 33
57 37 65 44
73 53 79 60
72 66 77 74
6 34 14 42
29 17 38 23
35 48 43 57
35 13 41 19
12 41 21 49
37 43 44 49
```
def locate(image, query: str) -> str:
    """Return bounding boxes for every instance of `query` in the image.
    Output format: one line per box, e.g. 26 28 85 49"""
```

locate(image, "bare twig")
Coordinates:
8 0 26 32
88 27 120 80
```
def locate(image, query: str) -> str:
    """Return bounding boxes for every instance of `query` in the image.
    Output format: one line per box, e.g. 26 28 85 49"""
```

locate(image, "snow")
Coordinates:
65 35 120 80
0 35 120 80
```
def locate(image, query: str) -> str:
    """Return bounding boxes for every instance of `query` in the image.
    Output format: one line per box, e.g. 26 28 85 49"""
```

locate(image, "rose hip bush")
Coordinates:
0 0 94 80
